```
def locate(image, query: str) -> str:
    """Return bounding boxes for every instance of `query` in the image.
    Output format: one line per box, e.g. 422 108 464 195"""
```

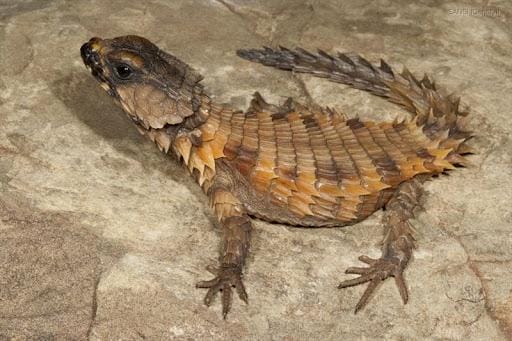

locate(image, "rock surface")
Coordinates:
1 0 511 339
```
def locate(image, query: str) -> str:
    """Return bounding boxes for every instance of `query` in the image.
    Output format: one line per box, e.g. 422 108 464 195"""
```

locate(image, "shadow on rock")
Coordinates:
51 72 138 141
50 70 207 193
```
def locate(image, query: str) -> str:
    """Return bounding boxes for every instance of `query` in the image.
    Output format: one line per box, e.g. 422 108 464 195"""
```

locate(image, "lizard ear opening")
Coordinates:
157 49 204 84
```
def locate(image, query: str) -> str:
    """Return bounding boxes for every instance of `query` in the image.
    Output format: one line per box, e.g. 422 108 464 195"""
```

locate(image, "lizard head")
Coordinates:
80 35 204 130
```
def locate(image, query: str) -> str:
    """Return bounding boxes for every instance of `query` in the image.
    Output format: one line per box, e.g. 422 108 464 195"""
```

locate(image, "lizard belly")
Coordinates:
220 158 394 227
247 173 397 227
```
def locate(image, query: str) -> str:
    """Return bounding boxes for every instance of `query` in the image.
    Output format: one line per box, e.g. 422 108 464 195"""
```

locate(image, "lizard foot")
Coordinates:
196 264 248 319
338 254 408 313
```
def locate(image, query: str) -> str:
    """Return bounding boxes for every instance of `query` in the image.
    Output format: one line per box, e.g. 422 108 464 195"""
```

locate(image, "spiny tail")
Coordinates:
237 47 473 166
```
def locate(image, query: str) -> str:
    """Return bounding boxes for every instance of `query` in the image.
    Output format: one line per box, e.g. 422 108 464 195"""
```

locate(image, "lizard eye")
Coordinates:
114 63 133 80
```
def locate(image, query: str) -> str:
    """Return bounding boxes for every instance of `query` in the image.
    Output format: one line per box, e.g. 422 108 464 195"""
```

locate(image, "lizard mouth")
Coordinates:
80 38 103 76
80 37 116 96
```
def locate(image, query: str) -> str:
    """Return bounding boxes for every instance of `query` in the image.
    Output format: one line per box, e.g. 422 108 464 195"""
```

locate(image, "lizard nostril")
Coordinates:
80 43 92 64
81 37 104 66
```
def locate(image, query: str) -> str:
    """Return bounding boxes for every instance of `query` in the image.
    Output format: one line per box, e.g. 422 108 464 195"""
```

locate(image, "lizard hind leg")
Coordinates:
338 178 423 313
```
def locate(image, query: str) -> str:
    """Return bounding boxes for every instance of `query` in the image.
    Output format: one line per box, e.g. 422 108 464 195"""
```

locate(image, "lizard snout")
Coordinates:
80 37 103 67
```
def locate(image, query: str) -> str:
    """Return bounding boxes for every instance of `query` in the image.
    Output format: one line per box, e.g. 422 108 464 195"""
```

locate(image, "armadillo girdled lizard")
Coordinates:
80 35 473 318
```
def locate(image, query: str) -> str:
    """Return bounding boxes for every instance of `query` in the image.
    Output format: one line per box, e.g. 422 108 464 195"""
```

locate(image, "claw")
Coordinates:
394 272 409 304
355 277 381 313
338 254 409 313
235 278 248 304
196 278 220 288
222 282 232 319
358 255 377 264
345 266 371 275
204 286 218 306
206 264 218 275
197 278 222 306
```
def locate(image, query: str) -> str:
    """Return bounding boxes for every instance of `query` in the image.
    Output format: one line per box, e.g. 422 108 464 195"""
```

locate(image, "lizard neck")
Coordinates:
141 96 230 193
171 100 230 193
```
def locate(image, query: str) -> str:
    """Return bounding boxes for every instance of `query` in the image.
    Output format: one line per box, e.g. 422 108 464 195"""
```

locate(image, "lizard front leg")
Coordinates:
196 188 251 318
338 178 423 312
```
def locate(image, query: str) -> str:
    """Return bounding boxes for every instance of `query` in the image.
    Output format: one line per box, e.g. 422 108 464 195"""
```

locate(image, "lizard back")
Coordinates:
185 94 461 226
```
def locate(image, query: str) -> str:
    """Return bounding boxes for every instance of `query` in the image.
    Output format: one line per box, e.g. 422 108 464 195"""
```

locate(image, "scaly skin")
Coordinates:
80 36 473 318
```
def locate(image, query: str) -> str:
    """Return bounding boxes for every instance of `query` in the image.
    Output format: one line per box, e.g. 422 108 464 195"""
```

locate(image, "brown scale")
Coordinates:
348 119 401 181
365 122 408 183
238 113 259 177
345 119 392 218
271 112 297 207
333 121 378 216
286 111 320 215
345 139 386 191
223 111 245 160
316 113 356 179
315 113 356 218
381 122 425 178
250 111 278 194
302 114 339 218
398 123 436 171
329 115 369 220
208 109 230 159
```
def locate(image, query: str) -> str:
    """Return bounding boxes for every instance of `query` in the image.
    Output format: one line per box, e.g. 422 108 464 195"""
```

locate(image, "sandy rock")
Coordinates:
0 0 511 339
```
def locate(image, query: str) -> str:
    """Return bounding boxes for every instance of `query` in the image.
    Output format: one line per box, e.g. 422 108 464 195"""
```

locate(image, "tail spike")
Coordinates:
456 142 475 155
401 67 421 87
427 108 436 124
355 55 375 72
452 96 461 112
421 73 434 89
337 52 355 66
295 47 317 61
379 59 394 76
317 49 333 61
446 153 471 167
